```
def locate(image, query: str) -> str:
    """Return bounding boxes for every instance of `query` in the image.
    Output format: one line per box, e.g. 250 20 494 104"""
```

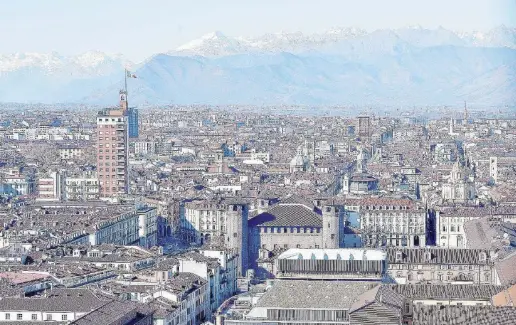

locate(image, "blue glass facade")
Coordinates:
127 108 139 138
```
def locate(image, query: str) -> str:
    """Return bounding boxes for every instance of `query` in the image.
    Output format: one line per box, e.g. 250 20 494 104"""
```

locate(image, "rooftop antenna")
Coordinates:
125 68 128 109
120 68 131 111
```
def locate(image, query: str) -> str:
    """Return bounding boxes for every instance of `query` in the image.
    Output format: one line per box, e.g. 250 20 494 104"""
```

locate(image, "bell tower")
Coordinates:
322 205 340 249
119 90 128 111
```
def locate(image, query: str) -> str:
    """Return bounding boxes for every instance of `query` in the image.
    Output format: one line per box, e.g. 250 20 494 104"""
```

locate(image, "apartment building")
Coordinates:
96 105 129 197
64 176 100 201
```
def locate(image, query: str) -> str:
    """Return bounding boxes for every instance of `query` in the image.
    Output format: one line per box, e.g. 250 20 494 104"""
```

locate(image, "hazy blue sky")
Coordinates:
2 0 515 62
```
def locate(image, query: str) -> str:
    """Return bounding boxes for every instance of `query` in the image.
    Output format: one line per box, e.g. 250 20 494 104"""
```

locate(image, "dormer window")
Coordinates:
425 251 432 262
479 252 487 262
396 251 403 262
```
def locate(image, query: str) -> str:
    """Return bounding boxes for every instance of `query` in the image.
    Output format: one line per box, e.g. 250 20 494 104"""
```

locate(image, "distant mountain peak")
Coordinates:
174 31 249 56
202 31 227 39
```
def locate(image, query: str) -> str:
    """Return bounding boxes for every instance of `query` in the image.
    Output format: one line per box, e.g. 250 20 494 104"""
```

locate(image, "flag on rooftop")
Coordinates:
126 70 137 78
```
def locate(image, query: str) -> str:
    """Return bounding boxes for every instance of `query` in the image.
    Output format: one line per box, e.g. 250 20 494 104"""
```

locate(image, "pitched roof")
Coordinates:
386 247 493 265
391 284 504 300
254 280 376 309
349 285 404 313
412 305 516 325
0 288 107 312
492 284 516 307
495 251 516 286
70 300 155 325
249 203 322 227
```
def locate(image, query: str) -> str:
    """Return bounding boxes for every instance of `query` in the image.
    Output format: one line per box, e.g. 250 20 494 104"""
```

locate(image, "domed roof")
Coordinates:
290 154 305 167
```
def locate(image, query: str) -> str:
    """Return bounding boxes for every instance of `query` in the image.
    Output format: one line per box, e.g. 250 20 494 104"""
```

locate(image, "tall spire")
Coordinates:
464 101 468 121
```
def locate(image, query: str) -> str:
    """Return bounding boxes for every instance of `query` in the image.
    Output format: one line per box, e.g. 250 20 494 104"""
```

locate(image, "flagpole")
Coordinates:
124 69 129 110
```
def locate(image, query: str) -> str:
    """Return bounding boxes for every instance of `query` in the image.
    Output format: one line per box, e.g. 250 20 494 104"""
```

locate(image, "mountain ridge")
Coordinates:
1 26 515 106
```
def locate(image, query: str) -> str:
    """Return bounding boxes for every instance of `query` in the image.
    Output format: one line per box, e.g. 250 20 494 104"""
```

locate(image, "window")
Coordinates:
47 314 53 321
17 314 22 320
404 302 411 314
5 313 10 320
32 314 37 320
62 315 68 321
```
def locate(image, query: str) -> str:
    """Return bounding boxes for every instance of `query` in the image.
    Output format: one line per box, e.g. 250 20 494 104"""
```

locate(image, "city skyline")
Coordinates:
1 2 516 324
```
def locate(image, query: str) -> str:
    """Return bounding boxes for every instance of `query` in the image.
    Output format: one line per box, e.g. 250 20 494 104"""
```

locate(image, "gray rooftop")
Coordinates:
0 288 107 312
249 203 322 228
255 280 377 309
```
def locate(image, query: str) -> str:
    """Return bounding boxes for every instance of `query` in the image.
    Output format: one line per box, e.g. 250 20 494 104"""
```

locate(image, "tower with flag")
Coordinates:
123 69 139 138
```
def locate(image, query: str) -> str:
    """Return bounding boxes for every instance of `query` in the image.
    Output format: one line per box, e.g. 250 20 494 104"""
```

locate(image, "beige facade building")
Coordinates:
386 247 497 285
349 198 427 247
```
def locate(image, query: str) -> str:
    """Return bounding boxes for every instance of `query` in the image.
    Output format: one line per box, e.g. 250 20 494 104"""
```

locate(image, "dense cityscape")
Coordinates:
1 1 516 324
0 94 515 325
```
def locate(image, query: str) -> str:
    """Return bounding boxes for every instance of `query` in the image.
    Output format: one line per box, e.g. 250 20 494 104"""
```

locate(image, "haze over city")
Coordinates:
0 2 516 325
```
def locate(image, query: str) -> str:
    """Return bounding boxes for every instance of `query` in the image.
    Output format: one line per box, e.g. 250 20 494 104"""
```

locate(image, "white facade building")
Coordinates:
64 176 100 201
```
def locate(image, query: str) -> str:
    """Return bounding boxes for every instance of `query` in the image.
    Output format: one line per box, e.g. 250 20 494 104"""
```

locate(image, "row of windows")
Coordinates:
390 264 482 270
393 271 491 282
262 244 323 249
98 137 123 141
259 227 321 233
100 187 125 192
442 225 461 232
4 314 67 321
98 118 123 122
98 156 118 160
99 179 125 184
364 205 412 210
363 217 423 223
98 169 122 173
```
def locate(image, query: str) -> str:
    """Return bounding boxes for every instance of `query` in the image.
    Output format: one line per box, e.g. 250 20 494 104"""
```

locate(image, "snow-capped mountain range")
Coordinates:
1 26 515 106
170 25 516 56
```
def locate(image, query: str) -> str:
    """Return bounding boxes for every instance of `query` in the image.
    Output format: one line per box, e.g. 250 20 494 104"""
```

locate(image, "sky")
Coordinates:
1 0 515 62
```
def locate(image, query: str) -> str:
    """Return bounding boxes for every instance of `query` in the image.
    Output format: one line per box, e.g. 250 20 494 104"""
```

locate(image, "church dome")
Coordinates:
290 154 305 167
